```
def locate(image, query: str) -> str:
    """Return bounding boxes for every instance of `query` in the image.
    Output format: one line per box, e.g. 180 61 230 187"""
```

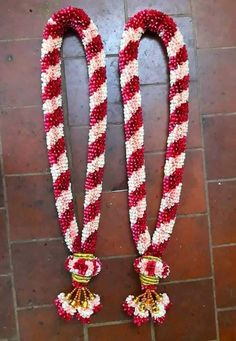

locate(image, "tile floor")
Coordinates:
0 0 235 340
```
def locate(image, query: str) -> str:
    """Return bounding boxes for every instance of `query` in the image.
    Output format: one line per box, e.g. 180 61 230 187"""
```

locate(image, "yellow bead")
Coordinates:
82 301 88 309
71 300 77 308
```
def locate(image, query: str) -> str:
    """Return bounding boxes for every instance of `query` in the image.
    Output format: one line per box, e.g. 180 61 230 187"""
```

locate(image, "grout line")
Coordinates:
0 137 21 341
197 46 236 51
87 319 131 328
102 188 128 194
63 53 119 60
84 325 89 341
63 55 85 61
0 37 41 43
144 147 203 156
123 0 128 22
176 212 207 218
162 276 213 286
0 104 40 111
202 112 236 117
190 1 220 338
5 171 49 177
100 254 135 260
150 322 156 341
0 272 12 277
148 212 207 221
141 79 197 87
207 177 236 184
212 243 236 249
10 237 62 245
16 304 53 311
217 306 236 312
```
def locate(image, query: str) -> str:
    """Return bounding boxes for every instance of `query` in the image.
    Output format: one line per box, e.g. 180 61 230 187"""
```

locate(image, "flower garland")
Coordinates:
119 9 189 326
41 7 107 323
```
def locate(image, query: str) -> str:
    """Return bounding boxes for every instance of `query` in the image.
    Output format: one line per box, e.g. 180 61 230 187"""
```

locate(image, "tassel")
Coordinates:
55 253 102 323
123 255 171 326
55 286 101 323
123 289 171 326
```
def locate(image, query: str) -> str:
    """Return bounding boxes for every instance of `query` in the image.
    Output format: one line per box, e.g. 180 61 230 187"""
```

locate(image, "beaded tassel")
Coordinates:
123 256 171 326
55 253 102 323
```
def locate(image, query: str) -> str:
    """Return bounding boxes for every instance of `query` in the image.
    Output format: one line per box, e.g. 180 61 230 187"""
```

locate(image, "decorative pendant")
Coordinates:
55 253 102 323
123 256 171 326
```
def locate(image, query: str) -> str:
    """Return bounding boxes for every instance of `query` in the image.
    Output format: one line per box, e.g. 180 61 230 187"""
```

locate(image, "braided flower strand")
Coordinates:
41 7 107 323
119 10 189 326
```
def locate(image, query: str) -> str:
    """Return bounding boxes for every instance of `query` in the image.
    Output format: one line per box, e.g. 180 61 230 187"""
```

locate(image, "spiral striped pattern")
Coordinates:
119 10 189 256
41 7 107 254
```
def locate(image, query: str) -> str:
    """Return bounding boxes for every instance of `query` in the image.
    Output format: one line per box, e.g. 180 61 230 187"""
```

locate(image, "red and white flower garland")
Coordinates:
41 7 107 323
119 9 189 326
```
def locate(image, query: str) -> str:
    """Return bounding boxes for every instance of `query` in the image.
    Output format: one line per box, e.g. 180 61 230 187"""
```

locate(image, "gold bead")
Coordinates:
152 305 159 313
82 300 88 309
65 293 72 300
71 300 77 308
139 303 146 312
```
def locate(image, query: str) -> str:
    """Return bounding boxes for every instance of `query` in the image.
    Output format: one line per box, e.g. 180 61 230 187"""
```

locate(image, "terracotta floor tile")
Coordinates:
0 275 17 339
88 322 151 341
12 240 69 307
192 0 236 48
64 58 89 127
18 306 84 341
198 49 236 114
70 125 89 194
127 0 191 16
103 125 126 191
61 0 125 55
218 310 236 341
164 215 211 281
97 191 136 257
178 150 206 214
71 124 126 193
106 57 123 124
0 40 41 107
89 257 138 323
141 82 201 152
213 246 236 308
65 57 122 126
155 280 216 340
145 150 206 219
62 32 85 59
0 0 62 39
0 210 10 274
6 175 59 241
203 115 236 179
209 181 236 245
138 17 196 84
0 107 48 174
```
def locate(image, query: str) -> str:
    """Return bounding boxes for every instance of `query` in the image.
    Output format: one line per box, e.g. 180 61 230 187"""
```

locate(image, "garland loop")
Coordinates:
41 6 107 323
119 9 189 326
